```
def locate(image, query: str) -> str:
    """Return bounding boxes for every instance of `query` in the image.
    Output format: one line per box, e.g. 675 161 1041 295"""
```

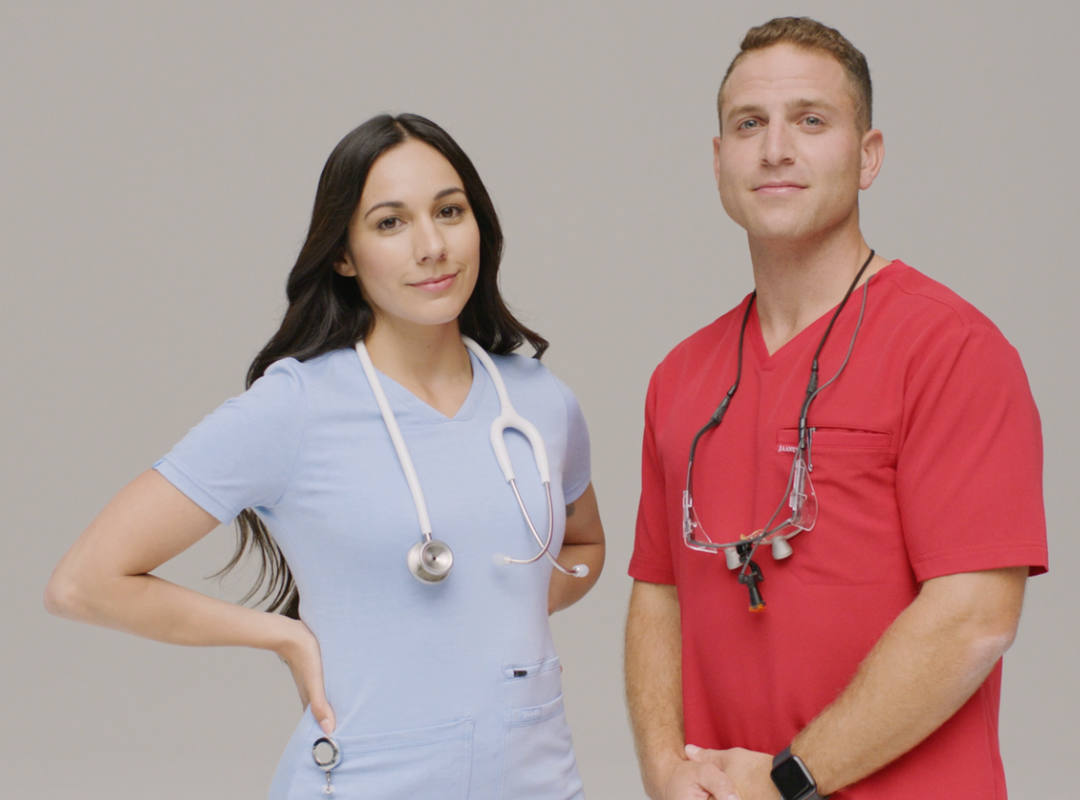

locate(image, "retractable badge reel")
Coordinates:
312 736 341 795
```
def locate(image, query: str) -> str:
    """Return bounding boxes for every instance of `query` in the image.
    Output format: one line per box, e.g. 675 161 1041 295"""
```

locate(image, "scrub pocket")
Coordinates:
499 656 584 799
288 716 474 799
775 425 900 586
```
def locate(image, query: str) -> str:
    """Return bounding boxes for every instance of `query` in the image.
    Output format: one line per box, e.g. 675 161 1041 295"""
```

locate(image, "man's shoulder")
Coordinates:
876 260 1002 334
654 295 753 372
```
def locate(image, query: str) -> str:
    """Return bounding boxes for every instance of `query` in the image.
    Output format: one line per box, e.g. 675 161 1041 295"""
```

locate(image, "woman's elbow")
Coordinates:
44 560 102 621
44 566 80 618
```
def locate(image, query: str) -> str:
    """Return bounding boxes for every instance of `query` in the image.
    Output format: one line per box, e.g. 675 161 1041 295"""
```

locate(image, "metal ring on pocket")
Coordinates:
312 736 342 770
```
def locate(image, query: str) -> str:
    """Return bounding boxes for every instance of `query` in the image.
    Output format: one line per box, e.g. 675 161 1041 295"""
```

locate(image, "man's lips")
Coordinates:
753 182 807 194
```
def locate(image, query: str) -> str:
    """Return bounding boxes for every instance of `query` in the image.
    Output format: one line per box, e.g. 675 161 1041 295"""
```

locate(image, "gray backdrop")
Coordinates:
3 1 1076 797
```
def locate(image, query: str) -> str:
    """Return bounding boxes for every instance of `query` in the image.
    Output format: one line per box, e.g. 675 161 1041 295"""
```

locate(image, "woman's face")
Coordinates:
335 139 481 335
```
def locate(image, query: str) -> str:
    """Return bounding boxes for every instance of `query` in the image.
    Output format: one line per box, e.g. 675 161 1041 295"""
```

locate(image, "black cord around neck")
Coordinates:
799 249 876 438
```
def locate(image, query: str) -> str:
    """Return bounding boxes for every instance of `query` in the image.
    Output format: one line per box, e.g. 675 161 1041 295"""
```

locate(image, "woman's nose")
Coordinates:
413 218 447 264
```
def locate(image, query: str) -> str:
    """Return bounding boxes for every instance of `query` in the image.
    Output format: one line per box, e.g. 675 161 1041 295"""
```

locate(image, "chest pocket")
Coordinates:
775 425 894 496
779 426 892 452
775 426 901 586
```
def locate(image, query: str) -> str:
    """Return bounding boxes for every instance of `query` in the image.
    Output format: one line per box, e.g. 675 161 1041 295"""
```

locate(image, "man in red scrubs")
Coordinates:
625 16 1047 800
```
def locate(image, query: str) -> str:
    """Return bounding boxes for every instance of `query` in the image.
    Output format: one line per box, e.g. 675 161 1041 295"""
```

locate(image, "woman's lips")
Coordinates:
409 273 457 292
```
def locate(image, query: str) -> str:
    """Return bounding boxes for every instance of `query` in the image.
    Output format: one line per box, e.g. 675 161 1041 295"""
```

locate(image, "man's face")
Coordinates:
713 43 882 245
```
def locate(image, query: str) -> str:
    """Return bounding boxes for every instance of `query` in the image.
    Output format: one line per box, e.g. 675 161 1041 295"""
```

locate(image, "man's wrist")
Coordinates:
771 746 827 800
645 747 687 799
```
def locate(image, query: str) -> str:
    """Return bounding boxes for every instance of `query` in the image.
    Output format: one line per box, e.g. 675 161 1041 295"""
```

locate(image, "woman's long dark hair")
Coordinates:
220 113 548 618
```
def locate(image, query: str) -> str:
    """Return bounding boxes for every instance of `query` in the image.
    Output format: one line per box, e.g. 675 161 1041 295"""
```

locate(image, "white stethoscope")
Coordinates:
355 336 588 583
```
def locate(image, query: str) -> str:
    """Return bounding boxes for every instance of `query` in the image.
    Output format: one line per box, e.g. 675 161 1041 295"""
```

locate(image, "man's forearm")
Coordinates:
625 580 687 798
791 567 1028 795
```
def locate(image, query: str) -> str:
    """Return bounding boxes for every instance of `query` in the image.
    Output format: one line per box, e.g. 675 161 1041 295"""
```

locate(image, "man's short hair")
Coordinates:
717 17 872 133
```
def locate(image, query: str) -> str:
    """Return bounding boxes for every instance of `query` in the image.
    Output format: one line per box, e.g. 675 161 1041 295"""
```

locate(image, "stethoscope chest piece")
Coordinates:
312 735 341 794
407 538 454 582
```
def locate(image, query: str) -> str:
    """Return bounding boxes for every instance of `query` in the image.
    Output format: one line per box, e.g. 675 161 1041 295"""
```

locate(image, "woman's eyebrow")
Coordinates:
434 186 465 200
363 187 465 219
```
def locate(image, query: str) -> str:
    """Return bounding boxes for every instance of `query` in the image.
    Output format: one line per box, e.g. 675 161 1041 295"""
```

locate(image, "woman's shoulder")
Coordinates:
485 351 561 390
486 351 584 413
261 347 357 390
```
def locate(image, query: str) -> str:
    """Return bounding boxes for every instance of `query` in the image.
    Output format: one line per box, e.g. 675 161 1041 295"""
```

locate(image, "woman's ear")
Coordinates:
333 252 357 278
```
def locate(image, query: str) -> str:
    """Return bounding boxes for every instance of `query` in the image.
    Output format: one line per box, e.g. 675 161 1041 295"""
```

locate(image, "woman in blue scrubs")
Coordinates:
45 114 606 798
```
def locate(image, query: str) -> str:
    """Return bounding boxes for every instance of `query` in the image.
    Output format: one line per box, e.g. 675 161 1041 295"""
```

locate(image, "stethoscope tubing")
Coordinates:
355 337 581 579
356 339 435 542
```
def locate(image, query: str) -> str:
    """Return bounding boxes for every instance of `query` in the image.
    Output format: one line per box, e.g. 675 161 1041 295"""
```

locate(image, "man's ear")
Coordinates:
859 128 885 190
712 135 723 188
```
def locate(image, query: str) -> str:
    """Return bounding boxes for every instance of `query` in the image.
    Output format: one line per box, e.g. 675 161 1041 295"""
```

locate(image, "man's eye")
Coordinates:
738 119 760 130
803 115 824 126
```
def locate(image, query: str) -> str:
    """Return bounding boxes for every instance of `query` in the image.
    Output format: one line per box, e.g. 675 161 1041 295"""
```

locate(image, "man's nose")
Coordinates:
761 123 795 166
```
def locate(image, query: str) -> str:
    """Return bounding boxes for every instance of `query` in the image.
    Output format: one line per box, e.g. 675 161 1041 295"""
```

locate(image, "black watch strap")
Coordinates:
770 746 828 800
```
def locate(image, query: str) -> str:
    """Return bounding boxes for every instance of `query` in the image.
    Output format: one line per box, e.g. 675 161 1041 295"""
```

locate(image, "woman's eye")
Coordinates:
437 204 464 219
376 216 401 231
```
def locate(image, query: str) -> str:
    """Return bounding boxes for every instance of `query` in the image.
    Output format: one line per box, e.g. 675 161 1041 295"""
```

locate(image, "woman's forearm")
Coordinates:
47 568 295 653
548 542 605 613
45 469 298 656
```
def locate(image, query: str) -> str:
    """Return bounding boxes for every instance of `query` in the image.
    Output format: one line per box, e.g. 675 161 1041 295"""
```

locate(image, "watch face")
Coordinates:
772 756 814 798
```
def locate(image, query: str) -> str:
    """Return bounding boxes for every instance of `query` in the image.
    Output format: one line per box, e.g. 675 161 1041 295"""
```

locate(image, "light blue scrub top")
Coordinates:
154 347 591 799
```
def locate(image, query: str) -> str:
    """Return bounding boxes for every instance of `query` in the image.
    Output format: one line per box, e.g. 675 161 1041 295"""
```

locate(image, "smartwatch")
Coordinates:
770 747 827 800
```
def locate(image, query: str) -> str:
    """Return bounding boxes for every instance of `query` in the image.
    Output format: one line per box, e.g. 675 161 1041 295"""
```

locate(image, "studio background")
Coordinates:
3 1 1075 797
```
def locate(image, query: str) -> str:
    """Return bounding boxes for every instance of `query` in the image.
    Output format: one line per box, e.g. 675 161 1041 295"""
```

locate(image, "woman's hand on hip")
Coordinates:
277 617 336 735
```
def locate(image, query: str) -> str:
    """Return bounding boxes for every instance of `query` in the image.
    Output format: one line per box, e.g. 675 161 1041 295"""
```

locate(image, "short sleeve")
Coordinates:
896 322 1047 581
553 375 591 504
628 368 676 585
153 359 307 523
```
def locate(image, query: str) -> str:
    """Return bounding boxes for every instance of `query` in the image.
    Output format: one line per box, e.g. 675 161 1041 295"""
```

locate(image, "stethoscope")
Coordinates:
682 250 874 610
307 339 588 788
355 336 588 582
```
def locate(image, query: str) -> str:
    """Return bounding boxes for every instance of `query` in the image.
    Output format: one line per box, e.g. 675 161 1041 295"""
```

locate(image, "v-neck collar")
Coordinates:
356 348 486 424
746 296 836 368
746 260 896 368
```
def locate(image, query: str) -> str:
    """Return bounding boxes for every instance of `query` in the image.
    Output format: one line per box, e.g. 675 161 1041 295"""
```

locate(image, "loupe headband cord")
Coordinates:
684 295 755 496
743 249 876 578
798 249 876 441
